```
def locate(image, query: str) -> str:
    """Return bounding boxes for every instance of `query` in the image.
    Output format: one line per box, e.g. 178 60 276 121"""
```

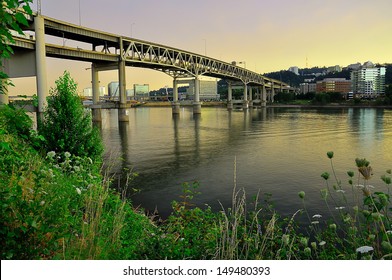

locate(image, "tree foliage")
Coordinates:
0 0 33 95
39 71 103 161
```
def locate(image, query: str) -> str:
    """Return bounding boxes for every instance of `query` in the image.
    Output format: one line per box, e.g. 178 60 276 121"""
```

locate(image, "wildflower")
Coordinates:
47 151 56 158
386 230 392 235
381 175 391 185
300 237 308 247
73 166 80 172
347 171 354 177
356 246 374 254
298 191 305 199
311 221 319 225
40 201 45 206
329 223 337 231
358 166 373 180
321 172 330 180
326 151 334 159
64 152 71 158
76 188 82 195
335 206 345 210
312 214 322 219
319 241 326 246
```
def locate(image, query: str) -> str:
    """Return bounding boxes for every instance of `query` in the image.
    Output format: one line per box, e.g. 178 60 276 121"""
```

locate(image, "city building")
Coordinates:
82 86 106 97
316 78 351 94
327 65 342 73
300 83 317 94
185 79 219 100
108 82 119 97
288 66 299 75
351 66 386 98
134 84 149 101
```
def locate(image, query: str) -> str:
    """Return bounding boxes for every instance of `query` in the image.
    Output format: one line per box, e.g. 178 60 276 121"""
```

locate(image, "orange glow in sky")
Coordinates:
8 0 392 95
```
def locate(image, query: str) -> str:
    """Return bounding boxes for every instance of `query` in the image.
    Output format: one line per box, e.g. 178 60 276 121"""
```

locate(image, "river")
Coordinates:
100 106 392 219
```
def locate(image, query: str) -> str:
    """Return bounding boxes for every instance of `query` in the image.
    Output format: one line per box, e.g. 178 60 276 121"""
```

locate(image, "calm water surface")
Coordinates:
100 107 392 219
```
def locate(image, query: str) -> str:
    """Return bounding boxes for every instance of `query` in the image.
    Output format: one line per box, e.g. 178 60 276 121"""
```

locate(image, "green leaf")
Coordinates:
15 12 28 27
23 5 33 15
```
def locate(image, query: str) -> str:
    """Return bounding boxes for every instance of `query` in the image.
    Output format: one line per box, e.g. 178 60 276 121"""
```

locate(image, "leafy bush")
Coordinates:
39 71 103 161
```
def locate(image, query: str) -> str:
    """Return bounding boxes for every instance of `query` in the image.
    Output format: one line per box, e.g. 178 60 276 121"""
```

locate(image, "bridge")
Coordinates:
3 13 293 121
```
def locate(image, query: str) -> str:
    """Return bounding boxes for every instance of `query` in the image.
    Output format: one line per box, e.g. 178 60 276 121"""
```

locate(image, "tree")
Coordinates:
0 0 33 95
39 71 103 161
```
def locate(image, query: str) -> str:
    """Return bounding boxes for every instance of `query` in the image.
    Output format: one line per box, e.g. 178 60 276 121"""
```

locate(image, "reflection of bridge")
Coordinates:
4 13 293 121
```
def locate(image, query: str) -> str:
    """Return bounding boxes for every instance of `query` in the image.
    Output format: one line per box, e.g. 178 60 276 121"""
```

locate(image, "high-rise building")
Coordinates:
82 86 106 97
351 66 386 98
288 66 299 75
300 83 317 94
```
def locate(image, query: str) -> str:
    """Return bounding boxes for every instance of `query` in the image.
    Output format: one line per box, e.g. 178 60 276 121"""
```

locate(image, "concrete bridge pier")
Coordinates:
118 50 129 122
261 84 267 107
242 83 249 110
91 64 102 122
227 81 233 110
193 76 201 114
172 78 180 114
34 15 48 122
270 85 275 103
248 86 253 108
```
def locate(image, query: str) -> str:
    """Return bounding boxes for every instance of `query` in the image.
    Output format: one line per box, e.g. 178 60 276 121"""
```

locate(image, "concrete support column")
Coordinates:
91 64 102 122
248 86 253 108
34 15 48 121
242 83 249 109
172 77 180 114
271 84 275 103
118 39 129 122
0 80 9 105
193 76 201 114
227 81 233 110
262 84 267 107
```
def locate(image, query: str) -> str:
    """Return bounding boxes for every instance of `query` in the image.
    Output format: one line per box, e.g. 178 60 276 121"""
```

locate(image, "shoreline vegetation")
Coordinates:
1 97 391 260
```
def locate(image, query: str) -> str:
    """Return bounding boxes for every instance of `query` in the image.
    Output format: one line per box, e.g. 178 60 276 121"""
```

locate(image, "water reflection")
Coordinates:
101 107 392 219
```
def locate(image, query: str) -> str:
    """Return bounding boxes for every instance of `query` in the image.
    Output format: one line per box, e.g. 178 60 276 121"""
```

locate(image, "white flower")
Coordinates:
319 241 326 246
386 230 392 235
64 152 71 158
76 188 82 195
311 221 320 225
47 151 56 158
312 214 322 219
335 206 345 210
40 201 45 206
356 246 374 254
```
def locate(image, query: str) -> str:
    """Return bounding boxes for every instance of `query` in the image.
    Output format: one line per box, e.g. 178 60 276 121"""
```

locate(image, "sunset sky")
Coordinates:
9 0 392 94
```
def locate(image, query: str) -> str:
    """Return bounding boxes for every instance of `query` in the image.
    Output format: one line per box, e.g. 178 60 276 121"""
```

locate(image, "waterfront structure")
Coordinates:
316 78 351 94
134 84 149 101
300 83 316 94
351 66 386 98
83 86 105 97
185 79 219 100
108 82 119 97
6 13 291 119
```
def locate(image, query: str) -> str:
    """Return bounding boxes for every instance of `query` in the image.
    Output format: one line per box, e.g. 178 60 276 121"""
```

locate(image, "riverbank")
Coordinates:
140 101 392 109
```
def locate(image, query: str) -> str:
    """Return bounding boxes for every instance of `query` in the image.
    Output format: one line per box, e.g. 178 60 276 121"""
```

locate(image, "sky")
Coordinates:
9 0 392 94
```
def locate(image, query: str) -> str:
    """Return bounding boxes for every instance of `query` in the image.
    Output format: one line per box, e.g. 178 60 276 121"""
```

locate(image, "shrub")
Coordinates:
39 71 103 161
